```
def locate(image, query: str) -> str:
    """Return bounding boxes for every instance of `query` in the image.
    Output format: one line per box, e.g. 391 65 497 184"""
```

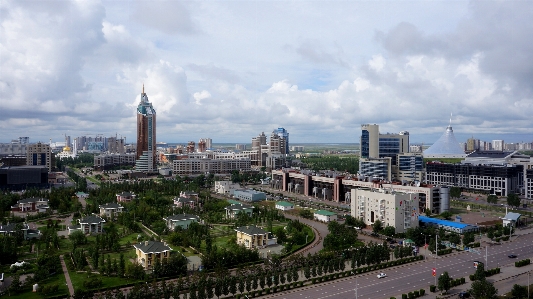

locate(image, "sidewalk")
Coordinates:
59 255 74 297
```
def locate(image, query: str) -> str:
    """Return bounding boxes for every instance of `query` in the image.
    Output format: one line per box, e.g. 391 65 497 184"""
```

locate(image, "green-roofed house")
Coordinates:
133 240 172 269
163 214 200 230
225 203 254 219
275 201 294 211
314 210 338 223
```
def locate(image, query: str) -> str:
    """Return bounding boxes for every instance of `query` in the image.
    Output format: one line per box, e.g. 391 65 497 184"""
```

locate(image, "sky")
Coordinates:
1 0 532 145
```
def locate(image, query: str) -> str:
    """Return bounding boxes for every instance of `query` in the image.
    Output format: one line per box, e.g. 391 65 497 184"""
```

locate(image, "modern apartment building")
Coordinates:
351 188 420 233
275 127 289 154
26 142 53 172
172 158 251 175
136 85 157 172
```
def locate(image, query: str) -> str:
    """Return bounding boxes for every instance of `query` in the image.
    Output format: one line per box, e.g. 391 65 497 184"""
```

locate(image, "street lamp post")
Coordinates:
435 234 438 286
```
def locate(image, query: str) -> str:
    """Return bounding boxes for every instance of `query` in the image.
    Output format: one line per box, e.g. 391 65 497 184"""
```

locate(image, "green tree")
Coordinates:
507 193 521 208
440 211 453 220
438 271 451 294
450 187 461 198
382 226 395 237
448 233 461 245
424 208 431 216
473 262 486 281
487 194 498 204
9 274 23 294
510 284 528 298
469 279 498 299
372 219 383 233
463 232 475 245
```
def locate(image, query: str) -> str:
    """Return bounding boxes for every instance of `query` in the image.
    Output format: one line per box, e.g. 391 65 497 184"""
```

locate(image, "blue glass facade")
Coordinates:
361 130 370 158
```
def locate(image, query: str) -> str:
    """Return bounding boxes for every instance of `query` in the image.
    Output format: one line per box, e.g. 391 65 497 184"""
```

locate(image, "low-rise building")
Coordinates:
275 201 294 211
313 210 338 222
11 197 49 212
235 225 276 249
502 212 521 227
133 240 172 269
233 189 266 202
351 188 420 233
215 181 239 195
163 214 200 230
116 191 135 203
418 216 478 234
225 204 254 219
99 202 124 219
68 215 106 235
0 222 41 240
173 197 196 209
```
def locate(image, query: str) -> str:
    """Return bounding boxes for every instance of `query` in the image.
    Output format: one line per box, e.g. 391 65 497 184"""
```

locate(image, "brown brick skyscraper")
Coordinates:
135 85 156 172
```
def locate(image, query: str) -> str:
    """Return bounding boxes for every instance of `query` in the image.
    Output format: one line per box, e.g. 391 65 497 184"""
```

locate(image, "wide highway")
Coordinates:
260 232 533 299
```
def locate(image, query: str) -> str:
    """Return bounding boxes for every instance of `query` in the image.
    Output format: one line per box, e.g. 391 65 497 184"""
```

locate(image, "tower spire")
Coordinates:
449 112 453 127
142 84 144 94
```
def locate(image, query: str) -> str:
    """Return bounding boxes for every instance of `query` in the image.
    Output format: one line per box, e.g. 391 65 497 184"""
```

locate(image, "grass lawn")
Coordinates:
69 271 140 291
6 273 69 299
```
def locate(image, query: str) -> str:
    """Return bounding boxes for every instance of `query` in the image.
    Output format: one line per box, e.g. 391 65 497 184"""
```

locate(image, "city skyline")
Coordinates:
1 1 533 144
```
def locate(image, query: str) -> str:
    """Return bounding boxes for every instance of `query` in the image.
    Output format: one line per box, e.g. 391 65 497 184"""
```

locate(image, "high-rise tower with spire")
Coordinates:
136 85 157 172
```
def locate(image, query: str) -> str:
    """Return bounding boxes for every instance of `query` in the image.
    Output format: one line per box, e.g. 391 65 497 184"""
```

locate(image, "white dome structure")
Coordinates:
423 125 466 158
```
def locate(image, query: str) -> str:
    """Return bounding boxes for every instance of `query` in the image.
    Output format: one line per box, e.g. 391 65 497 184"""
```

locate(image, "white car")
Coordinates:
377 273 387 279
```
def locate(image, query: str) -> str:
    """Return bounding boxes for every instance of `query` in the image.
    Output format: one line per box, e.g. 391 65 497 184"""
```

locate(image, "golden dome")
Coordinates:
63 146 71 152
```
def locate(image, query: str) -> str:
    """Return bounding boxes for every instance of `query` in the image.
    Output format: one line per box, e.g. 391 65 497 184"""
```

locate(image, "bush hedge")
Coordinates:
515 259 531 267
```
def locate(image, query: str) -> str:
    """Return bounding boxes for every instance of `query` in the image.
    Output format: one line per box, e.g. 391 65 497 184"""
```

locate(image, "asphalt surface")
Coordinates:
257 232 533 299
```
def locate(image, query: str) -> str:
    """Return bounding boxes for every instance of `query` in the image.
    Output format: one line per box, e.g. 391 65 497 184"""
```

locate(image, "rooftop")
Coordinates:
314 210 336 216
235 225 267 235
418 216 477 229
134 241 172 253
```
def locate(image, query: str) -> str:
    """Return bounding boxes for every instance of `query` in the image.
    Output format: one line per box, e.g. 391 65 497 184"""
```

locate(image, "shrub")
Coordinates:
430 285 436 292
408 291 414 299
402 294 408 299
460 277 465 284
419 289 425 295
390 297 396 299
414 290 420 297
469 274 475 281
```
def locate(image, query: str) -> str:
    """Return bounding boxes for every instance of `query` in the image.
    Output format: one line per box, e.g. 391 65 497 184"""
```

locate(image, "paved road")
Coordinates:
257 232 533 299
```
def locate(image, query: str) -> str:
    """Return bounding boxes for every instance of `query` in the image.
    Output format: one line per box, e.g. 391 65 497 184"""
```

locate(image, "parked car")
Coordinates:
370 232 379 237
508 254 518 258
458 291 470 298
377 273 387 279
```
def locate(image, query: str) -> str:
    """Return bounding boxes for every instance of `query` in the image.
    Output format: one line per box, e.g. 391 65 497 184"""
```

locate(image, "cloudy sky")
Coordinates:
1 0 532 145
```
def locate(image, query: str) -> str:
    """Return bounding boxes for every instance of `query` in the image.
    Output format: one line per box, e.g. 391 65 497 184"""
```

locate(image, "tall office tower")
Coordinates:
186 141 195 153
136 85 157 172
19 137 29 144
360 124 380 158
492 140 505 151
198 139 207 152
66 136 71 148
275 127 289 154
269 131 283 154
26 142 53 172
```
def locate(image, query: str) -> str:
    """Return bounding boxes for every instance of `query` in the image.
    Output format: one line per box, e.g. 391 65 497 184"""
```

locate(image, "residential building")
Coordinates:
136 85 157 172
350 188 420 233
313 210 338 222
173 197 196 209
0 223 40 240
116 191 135 202
492 140 505 151
172 158 251 175
11 197 49 212
235 225 276 249
275 201 294 211
68 215 105 235
225 204 254 219
163 214 200 230
99 202 124 219
232 189 266 202
94 153 135 170
26 142 53 172
133 241 172 269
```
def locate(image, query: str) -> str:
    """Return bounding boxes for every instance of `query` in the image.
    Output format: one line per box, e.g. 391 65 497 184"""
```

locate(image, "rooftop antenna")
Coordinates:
449 112 453 127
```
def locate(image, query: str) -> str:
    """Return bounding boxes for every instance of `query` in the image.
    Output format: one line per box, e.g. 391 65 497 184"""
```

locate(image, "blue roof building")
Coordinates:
419 216 478 234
